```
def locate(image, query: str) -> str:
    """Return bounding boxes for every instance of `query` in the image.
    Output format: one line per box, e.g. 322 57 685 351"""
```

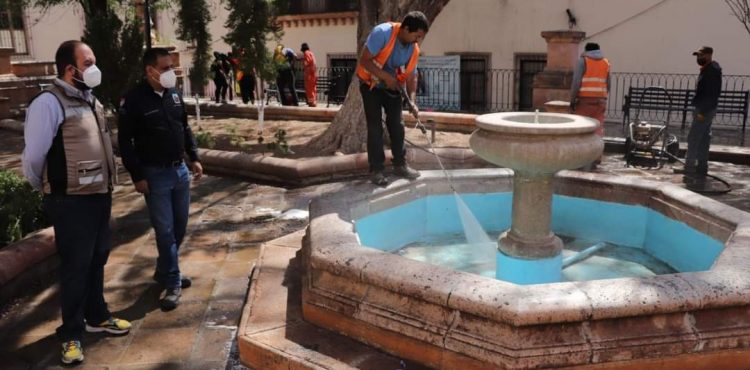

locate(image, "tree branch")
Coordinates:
725 0 750 37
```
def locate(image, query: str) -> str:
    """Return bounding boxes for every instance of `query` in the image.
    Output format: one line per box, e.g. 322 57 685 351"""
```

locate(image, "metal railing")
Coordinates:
608 72 750 128
181 65 750 129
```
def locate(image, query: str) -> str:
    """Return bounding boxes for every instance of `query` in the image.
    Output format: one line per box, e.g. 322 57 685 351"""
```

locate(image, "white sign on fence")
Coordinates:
417 55 460 111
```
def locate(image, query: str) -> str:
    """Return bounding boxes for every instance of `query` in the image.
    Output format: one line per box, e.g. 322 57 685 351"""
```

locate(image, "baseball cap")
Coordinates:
692 46 713 56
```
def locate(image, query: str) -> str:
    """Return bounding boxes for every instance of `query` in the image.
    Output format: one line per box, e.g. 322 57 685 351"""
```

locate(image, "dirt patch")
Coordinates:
189 116 471 158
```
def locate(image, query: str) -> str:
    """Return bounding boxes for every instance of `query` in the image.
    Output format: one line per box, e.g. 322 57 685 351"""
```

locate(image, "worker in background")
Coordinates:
299 43 317 107
571 42 610 169
273 45 299 106
677 46 722 185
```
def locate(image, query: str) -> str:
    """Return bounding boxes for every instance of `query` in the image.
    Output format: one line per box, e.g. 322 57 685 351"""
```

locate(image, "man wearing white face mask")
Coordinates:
22 40 131 365
118 48 202 311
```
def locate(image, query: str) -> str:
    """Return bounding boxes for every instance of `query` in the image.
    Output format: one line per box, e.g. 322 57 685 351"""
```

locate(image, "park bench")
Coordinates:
265 76 341 107
622 86 750 132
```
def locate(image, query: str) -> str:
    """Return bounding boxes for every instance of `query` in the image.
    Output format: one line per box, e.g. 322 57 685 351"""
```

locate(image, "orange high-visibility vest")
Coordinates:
356 22 420 89
579 57 610 98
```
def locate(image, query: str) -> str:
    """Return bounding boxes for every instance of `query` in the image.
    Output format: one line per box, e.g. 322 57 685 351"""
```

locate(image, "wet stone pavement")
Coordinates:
0 131 350 369
2 127 750 369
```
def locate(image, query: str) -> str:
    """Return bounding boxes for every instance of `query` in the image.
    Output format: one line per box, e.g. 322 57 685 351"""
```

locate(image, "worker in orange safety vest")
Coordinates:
356 11 428 186
571 42 610 168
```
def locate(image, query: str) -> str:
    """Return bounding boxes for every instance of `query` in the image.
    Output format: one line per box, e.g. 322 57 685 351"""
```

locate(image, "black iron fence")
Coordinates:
607 73 750 128
181 66 750 129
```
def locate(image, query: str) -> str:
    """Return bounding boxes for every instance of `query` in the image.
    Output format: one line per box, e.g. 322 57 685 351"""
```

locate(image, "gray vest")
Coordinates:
41 82 116 195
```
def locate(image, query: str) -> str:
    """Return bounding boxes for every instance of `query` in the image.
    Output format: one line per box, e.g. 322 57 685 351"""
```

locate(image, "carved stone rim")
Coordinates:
307 169 750 327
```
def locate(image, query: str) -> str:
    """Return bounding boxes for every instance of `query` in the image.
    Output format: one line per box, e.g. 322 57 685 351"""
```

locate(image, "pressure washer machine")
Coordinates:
623 86 680 168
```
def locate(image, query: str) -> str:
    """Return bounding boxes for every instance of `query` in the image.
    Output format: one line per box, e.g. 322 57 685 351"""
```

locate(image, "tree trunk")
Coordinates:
307 0 450 154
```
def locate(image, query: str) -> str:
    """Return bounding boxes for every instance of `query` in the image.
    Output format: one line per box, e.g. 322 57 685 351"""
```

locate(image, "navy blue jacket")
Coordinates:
118 82 199 182
692 61 722 114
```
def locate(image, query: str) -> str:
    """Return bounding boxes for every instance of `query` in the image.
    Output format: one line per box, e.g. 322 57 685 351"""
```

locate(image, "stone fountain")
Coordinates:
283 111 750 369
238 28 750 370
469 112 602 284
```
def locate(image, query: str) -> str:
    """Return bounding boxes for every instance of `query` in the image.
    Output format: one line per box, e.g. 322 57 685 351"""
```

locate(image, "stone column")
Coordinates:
496 170 564 284
532 31 586 109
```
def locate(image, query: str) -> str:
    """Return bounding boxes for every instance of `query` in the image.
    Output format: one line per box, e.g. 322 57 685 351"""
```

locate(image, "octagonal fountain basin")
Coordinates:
303 169 750 369
355 191 722 284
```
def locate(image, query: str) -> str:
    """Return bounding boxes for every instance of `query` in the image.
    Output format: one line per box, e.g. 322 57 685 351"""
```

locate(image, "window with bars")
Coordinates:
0 4 28 55
515 54 547 111
459 54 489 112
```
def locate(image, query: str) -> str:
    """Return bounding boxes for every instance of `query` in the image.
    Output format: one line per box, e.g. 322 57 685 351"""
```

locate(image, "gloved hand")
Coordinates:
407 100 419 119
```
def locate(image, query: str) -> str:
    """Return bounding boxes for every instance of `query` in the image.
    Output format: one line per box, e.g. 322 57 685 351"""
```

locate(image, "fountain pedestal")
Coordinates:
470 112 602 284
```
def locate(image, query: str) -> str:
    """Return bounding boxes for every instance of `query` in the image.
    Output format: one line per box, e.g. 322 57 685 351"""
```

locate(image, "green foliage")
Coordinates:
176 0 212 95
266 128 291 155
194 130 215 149
223 0 289 82
83 8 144 110
0 170 46 247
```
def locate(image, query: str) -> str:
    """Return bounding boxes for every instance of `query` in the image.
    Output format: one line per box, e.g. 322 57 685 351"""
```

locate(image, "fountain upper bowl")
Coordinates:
470 112 604 173
475 112 598 135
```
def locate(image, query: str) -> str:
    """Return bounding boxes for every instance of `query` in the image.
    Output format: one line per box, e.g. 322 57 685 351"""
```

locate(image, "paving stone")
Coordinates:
189 327 235 362
105 283 162 314
204 300 244 327
187 361 228 370
226 243 261 262
0 351 30 370
140 301 209 330
4 334 57 367
79 335 131 365
218 261 254 278
118 328 196 365
111 363 184 370
179 242 229 263
211 278 250 301
180 262 224 280
4 302 60 337
179 278 216 303
106 262 156 287
133 240 160 260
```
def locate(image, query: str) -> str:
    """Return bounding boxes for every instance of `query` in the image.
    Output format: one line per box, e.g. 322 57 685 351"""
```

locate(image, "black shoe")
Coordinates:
160 287 181 311
153 273 192 289
393 164 420 180
371 171 388 186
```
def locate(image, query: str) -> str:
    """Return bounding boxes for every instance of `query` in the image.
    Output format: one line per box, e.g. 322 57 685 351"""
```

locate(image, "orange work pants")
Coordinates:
574 97 607 137
304 71 317 107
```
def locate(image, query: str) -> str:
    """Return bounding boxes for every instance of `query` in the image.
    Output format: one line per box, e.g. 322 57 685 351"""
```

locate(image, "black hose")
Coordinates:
661 150 733 195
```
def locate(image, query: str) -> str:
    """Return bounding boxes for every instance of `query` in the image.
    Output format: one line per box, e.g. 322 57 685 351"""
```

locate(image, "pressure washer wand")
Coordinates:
400 85 427 134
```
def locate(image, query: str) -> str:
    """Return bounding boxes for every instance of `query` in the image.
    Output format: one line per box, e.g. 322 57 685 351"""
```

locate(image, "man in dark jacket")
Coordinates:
118 48 203 311
681 46 722 182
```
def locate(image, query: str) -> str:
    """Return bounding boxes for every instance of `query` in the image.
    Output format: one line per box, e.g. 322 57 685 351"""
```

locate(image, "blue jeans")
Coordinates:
685 108 716 175
143 163 191 288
